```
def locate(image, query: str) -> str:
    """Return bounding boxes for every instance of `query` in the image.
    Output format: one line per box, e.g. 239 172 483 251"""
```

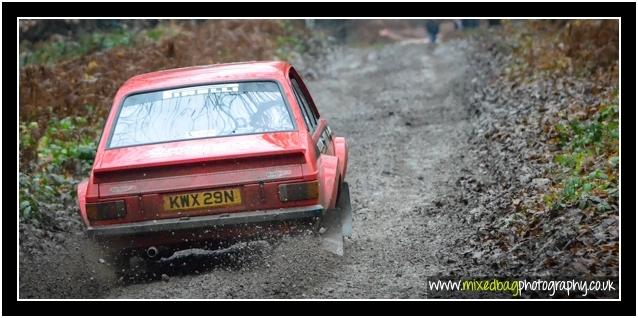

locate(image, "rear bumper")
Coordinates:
87 204 324 239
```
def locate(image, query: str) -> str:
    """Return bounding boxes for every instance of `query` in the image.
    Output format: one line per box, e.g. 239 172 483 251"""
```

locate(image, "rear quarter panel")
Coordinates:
333 136 348 180
317 154 340 209
76 178 90 227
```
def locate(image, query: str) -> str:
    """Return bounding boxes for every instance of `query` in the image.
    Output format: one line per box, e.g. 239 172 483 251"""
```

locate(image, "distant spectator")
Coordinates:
425 20 440 43
461 19 480 29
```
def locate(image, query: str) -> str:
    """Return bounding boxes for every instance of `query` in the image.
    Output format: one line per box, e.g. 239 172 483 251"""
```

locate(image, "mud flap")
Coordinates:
339 182 353 237
321 208 344 255
320 182 352 256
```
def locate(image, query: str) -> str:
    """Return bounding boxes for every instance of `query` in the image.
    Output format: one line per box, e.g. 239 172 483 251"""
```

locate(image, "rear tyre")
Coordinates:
317 181 350 232
127 255 153 279
336 182 350 210
109 249 158 281
311 216 323 234
104 248 131 275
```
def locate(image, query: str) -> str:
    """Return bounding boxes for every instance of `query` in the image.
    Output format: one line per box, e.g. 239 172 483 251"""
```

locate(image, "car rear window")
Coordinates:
108 81 295 148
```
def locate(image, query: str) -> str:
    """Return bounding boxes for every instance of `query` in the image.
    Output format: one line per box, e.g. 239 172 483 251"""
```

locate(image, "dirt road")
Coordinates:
18 22 621 301
103 40 482 299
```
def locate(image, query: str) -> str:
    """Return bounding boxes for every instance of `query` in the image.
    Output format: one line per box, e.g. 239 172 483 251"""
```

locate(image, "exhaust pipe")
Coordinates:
146 246 159 258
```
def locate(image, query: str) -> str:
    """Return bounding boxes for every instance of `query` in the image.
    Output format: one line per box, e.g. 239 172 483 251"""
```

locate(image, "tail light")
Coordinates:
278 181 319 202
86 200 126 221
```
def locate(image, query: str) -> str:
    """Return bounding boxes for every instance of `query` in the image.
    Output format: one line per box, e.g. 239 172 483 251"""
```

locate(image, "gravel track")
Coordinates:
18 27 620 300
19 39 487 299
103 40 483 299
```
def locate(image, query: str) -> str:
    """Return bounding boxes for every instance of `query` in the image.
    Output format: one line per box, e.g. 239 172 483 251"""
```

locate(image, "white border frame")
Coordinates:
14 17 623 302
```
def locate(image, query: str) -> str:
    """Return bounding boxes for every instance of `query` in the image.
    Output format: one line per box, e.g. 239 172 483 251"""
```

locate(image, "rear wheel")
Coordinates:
336 181 351 210
103 249 137 280
318 181 351 231
105 248 159 280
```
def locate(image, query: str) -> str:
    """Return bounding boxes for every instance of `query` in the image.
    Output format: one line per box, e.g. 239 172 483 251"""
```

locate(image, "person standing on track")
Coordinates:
425 20 440 44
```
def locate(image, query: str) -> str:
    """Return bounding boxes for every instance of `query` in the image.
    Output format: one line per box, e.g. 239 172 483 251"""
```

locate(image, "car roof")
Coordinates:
117 61 292 95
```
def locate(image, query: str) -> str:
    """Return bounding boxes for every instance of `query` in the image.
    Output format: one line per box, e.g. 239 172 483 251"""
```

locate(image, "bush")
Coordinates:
19 24 171 67
505 20 618 81
19 115 98 225
547 99 619 212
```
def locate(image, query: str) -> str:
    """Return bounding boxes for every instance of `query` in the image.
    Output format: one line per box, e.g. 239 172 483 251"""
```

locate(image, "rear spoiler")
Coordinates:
93 149 307 183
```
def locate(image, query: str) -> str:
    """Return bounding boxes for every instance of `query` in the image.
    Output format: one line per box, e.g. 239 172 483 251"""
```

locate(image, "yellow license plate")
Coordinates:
163 188 242 211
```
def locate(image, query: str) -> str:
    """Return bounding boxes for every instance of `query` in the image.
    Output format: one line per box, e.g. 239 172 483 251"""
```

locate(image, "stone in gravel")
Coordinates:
54 233 66 243
161 274 170 282
531 178 551 189
518 174 532 184
472 251 484 259
98 258 105 264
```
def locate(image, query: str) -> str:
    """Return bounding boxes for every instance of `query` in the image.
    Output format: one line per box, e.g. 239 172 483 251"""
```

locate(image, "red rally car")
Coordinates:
77 61 352 264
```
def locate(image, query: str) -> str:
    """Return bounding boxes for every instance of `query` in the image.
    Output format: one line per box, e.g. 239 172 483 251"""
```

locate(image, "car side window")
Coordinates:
291 79 313 132
291 77 318 132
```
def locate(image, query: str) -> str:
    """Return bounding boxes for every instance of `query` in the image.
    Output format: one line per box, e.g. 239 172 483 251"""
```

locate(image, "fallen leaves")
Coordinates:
461 20 619 277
